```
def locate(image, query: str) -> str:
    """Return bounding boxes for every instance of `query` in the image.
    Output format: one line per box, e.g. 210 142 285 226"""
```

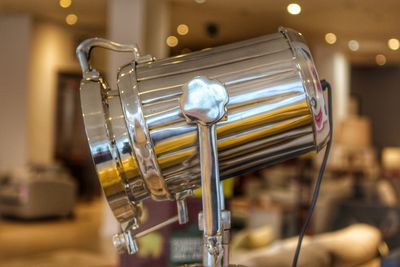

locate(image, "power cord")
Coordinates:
291 80 333 267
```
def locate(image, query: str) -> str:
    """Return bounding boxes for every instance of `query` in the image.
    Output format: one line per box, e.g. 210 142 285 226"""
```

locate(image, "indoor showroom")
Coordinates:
1 1 400 267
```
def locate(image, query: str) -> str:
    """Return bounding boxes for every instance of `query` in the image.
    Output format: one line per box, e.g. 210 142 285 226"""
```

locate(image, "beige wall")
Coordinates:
0 15 96 169
11 1 150 176
28 21 81 165
0 15 32 170
145 0 170 59
0 15 106 170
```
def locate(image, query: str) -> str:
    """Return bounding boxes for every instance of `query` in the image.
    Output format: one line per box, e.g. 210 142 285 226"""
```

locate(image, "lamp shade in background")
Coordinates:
337 117 372 149
382 147 400 171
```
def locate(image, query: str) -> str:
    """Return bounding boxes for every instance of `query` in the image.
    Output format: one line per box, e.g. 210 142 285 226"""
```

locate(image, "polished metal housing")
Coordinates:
78 27 330 228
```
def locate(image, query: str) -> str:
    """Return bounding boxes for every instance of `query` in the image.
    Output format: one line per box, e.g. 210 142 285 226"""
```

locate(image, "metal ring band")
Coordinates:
77 38 144 224
118 63 172 200
101 78 142 205
80 77 140 224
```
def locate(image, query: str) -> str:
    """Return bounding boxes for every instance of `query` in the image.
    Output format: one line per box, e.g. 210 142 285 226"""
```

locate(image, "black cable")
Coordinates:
291 80 333 267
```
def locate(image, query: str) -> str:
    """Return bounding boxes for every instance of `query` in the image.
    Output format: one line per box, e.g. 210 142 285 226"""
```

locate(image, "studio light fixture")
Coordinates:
76 27 331 267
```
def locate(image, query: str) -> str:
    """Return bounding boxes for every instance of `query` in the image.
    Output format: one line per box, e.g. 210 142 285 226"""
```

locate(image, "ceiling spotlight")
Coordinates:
348 40 360 51
325 33 337 45
195 0 206 3
388 38 400 51
287 3 301 15
177 24 189 36
376 54 386 66
65 14 78 25
59 0 72 8
166 36 179 47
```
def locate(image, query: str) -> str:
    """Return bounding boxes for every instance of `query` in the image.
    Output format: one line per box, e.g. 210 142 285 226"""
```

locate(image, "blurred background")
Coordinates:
1 0 400 267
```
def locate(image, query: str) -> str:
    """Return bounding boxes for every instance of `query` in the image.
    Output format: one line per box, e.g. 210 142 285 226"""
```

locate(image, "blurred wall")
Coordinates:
351 65 400 153
0 14 106 169
0 15 32 170
145 0 170 59
28 21 81 165
107 0 146 88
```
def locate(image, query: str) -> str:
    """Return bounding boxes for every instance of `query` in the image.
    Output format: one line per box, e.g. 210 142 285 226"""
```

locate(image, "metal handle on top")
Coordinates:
76 37 140 78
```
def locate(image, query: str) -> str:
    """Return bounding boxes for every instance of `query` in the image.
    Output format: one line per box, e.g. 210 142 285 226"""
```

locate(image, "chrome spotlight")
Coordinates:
77 27 330 267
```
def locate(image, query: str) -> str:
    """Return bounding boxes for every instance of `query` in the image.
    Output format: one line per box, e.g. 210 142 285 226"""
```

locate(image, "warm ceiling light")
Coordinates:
59 0 72 8
287 3 301 15
325 33 337 45
195 0 206 3
388 38 400 51
177 24 189 36
376 54 386 66
348 40 360 51
166 36 178 47
65 14 78 25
